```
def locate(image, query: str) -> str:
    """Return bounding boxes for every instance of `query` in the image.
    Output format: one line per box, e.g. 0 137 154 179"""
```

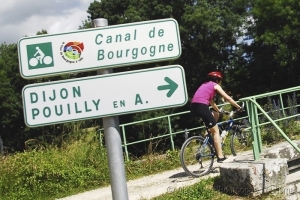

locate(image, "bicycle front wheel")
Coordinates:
180 136 215 177
230 125 252 156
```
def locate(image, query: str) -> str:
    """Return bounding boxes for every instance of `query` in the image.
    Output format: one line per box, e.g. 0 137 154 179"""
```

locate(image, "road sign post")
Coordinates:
93 18 129 200
18 18 181 79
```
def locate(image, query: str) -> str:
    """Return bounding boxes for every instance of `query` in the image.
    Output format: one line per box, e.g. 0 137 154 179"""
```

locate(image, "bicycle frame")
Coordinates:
201 136 216 157
218 118 234 132
218 118 234 145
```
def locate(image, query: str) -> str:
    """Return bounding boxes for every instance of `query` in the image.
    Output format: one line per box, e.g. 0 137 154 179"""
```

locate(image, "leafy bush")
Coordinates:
260 93 300 145
0 133 109 200
0 130 182 200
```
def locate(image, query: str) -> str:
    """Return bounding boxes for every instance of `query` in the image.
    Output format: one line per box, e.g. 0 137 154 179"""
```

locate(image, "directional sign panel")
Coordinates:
18 18 181 79
22 65 187 127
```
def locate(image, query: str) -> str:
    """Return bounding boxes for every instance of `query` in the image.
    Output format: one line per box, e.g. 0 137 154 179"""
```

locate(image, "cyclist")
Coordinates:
34 46 45 64
190 71 242 163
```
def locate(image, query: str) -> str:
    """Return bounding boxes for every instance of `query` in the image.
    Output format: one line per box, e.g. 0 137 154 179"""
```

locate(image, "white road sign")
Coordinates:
22 65 187 127
18 18 181 79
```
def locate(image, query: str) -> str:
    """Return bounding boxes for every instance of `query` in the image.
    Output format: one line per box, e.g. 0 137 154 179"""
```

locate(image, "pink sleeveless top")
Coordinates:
191 81 217 105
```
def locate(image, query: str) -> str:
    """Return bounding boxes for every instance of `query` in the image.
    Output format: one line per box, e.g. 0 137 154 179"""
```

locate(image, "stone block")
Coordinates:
218 158 288 196
264 141 300 160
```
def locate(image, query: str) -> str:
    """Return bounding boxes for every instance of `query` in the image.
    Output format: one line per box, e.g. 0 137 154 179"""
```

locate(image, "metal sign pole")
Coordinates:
93 18 129 200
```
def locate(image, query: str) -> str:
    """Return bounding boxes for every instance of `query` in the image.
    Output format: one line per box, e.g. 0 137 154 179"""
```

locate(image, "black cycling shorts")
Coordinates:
190 103 217 128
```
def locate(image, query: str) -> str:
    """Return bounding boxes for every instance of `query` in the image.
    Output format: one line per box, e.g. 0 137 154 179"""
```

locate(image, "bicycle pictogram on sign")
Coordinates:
26 42 54 70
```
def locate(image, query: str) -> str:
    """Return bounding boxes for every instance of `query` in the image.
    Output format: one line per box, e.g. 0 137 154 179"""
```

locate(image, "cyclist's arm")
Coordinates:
209 99 221 113
214 84 241 110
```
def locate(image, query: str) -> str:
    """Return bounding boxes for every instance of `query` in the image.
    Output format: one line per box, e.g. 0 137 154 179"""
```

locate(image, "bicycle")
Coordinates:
180 103 251 177
218 105 252 156
29 47 53 67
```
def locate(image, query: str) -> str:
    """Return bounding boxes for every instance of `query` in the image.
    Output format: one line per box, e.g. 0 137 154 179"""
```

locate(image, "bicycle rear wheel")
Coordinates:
180 136 215 177
230 125 252 156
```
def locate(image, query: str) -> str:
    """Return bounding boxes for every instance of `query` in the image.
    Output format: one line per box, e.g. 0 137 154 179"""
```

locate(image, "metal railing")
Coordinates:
98 110 191 161
240 85 300 160
98 102 248 161
98 86 300 161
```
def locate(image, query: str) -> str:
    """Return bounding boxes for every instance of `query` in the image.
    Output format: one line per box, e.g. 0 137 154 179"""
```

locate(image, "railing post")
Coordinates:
246 99 261 160
97 128 103 147
279 94 286 117
121 125 130 161
167 116 175 150
254 101 263 153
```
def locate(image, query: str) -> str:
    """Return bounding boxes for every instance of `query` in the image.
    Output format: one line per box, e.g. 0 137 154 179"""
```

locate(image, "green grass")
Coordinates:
0 134 110 200
0 120 298 200
152 177 227 200
152 176 286 200
0 132 181 200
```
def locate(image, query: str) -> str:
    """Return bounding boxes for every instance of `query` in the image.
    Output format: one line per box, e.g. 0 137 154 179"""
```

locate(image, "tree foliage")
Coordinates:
85 0 249 95
0 43 27 150
243 0 300 94
2 0 300 155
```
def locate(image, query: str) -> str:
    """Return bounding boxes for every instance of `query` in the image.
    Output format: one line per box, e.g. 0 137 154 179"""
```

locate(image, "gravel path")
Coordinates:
58 143 300 200
57 165 221 200
57 158 233 200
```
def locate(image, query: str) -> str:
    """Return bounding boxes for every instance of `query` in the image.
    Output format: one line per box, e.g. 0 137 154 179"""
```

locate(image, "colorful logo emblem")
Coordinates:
60 42 84 63
26 42 54 70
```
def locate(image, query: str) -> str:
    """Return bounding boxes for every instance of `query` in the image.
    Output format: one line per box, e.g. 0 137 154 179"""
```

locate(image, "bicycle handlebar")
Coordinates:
218 102 245 118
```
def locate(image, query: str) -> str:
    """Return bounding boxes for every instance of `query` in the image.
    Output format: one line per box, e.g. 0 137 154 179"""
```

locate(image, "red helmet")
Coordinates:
208 71 223 80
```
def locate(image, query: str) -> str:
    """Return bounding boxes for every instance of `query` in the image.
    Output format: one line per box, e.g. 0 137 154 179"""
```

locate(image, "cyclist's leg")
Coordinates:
191 103 222 157
191 103 216 135
204 109 219 136
211 108 220 122
210 125 227 162
208 125 223 158
191 103 225 159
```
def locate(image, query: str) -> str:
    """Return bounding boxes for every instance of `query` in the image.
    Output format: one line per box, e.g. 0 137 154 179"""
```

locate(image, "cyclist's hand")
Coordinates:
237 107 244 112
221 110 230 115
237 102 245 112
